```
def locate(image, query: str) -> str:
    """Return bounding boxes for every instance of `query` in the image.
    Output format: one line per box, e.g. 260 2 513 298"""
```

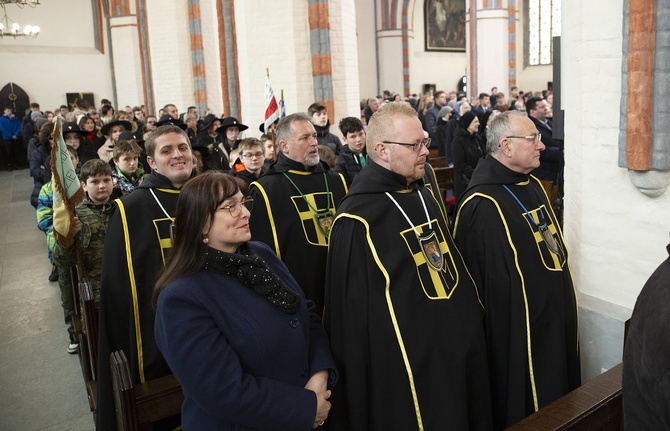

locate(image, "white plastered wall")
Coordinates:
234 0 314 137
0 0 113 111
562 0 670 379
145 0 193 116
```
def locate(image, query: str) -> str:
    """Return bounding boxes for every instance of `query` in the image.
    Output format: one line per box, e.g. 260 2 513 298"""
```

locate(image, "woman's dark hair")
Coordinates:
152 171 240 308
38 121 56 144
78 114 94 129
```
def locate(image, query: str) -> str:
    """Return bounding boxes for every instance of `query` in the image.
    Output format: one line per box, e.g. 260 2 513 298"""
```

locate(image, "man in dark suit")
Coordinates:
424 90 448 143
527 96 562 184
472 92 491 116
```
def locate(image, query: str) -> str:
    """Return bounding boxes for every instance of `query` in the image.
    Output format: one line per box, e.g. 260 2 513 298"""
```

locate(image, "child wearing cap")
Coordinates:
111 139 147 196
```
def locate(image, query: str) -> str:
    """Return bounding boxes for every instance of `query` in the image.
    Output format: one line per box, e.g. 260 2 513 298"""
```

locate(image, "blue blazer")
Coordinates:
155 241 337 430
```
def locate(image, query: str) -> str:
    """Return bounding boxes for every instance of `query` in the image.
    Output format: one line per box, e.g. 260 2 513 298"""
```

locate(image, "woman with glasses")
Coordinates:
153 171 336 430
452 111 485 204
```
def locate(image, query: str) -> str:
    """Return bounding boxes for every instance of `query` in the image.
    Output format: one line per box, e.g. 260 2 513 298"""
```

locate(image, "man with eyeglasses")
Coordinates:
453 110 580 429
233 138 265 185
248 113 348 314
324 102 493 430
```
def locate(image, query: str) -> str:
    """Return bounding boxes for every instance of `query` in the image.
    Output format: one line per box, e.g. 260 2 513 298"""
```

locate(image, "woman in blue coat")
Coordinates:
153 171 336 430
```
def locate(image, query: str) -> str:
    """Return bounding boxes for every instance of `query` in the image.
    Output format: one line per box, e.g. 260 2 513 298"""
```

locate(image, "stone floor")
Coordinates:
0 169 92 430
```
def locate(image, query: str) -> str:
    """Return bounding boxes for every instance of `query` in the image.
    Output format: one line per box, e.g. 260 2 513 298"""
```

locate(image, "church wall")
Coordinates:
0 0 113 111
231 0 360 140
233 0 314 136
470 7 510 97
330 0 363 120
355 0 378 99
144 0 193 115
108 15 144 108
200 0 224 117
516 64 552 94
562 0 670 379
410 6 468 96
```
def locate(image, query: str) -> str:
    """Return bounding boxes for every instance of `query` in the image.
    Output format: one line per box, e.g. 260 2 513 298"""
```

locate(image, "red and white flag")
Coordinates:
264 75 281 133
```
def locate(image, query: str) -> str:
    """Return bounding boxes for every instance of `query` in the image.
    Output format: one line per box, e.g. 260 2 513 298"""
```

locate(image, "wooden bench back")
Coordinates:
110 350 184 431
506 363 623 430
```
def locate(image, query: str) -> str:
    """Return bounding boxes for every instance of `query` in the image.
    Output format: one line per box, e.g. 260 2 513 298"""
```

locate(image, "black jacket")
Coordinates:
314 122 342 154
452 127 485 203
529 115 562 183
334 145 366 185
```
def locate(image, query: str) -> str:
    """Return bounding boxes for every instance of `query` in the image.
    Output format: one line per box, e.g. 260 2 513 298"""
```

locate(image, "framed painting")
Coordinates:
66 92 95 111
425 0 466 52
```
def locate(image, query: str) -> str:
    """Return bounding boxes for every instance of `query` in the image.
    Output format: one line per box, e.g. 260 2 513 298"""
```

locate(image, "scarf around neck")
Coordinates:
202 244 301 314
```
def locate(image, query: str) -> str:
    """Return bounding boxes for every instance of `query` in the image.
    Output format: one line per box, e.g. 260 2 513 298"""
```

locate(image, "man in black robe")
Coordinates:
623 243 670 430
96 125 194 430
454 111 580 429
248 113 348 313
324 102 492 430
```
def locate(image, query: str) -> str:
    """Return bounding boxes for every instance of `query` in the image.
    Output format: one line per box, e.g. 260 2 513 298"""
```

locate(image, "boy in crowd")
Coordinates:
335 116 367 185
308 102 342 154
111 139 146 196
260 133 277 172
234 137 266 186
37 146 80 353
54 159 121 306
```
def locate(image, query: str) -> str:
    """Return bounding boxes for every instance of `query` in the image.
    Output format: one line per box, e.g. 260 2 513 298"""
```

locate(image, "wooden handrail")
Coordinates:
506 363 622 430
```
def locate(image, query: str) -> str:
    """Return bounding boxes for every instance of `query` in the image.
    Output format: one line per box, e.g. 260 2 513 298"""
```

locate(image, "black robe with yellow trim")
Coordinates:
248 152 348 313
423 161 448 220
324 160 492 431
96 172 183 431
453 155 580 430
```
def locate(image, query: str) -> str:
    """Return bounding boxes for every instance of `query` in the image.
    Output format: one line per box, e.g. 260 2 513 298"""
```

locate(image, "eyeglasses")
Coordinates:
242 152 264 159
219 197 253 217
506 133 541 144
382 138 431 152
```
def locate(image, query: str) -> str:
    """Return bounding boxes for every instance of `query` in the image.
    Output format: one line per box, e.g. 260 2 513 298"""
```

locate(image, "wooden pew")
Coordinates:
506 363 623 431
110 350 184 430
432 166 456 215
70 265 100 414
79 276 99 413
429 156 448 168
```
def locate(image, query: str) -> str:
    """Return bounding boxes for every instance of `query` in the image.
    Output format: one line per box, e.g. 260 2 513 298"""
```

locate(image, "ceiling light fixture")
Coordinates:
0 1 40 39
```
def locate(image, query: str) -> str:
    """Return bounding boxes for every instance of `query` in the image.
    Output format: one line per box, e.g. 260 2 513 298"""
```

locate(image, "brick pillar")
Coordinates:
188 0 208 117
625 0 655 170
307 0 335 118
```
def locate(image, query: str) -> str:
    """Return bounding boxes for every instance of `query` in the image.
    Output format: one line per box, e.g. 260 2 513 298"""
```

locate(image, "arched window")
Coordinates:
526 0 561 66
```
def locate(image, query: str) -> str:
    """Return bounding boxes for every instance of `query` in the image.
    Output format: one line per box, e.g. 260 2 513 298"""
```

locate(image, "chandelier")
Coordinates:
1 1 40 7
0 0 40 39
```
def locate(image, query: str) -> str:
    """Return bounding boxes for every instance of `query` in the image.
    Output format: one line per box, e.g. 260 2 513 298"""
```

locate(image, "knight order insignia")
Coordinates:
419 229 443 271
315 210 334 237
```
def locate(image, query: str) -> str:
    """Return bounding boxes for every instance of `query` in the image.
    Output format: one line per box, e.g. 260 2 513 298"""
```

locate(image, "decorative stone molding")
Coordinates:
628 170 670 198
618 0 670 197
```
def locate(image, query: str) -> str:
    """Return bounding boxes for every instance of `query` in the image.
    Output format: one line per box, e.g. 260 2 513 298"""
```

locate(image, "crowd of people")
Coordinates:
17 87 582 431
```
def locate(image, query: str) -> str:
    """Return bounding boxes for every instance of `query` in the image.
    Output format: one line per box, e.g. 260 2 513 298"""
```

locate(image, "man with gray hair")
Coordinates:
248 113 348 313
453 110 580 429
325 102 492 430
